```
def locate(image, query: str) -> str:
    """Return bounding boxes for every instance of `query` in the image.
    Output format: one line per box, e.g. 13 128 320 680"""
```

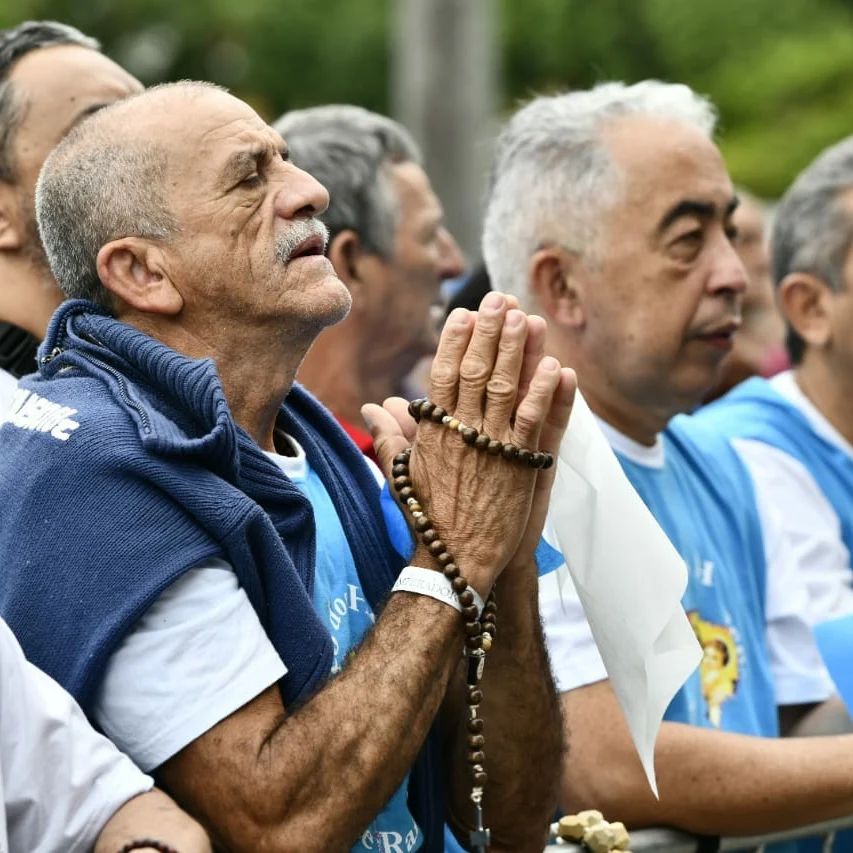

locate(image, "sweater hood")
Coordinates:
39 300 239 480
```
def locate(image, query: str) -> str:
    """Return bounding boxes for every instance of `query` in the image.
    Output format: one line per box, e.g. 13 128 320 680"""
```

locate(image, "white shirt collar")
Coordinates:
593 414 666 469
264 433 308 481
769 370 853 459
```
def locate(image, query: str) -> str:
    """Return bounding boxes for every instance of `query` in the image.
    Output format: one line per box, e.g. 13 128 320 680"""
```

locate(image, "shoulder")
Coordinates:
665 413 749 475
695 377 789 440
3 370 137 454
664 416 764 538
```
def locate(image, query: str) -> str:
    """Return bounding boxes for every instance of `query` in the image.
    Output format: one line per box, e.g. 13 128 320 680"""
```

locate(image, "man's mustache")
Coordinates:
275 219 329 263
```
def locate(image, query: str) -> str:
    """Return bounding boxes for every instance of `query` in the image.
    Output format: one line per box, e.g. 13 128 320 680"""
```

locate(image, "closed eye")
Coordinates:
668 229 704 261
676 229 702 244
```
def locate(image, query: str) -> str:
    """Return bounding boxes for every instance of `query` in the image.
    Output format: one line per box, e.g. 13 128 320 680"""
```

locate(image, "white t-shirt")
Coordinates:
0 368 16 426
94 437 317 772
732 371 853 625
540 416 835 707
0 618 152 853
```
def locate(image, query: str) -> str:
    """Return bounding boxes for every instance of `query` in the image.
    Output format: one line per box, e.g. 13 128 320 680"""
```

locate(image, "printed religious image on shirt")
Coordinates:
688 612 739 728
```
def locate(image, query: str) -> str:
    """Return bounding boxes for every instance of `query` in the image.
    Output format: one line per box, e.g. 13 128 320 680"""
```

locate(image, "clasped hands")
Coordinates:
364 292 576 597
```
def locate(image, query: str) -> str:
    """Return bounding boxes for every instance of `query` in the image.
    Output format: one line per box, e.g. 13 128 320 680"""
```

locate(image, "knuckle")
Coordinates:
459 357 491 385
430 362 458 389
513 407 541 437
485 375 517 401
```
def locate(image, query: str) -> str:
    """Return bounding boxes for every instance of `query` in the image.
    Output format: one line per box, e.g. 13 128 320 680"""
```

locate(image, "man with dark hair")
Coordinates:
274 106 464 457
0 20 141 413
699 137 853 627
0 81 573 852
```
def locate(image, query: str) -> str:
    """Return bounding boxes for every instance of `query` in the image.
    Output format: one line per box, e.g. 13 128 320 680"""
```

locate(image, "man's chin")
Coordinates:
300 275 352 332
323 277 353 326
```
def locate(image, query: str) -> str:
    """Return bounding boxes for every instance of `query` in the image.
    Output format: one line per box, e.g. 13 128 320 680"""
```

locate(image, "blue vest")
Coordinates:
616 417 779 737
699 376 853 558
0 300 443 851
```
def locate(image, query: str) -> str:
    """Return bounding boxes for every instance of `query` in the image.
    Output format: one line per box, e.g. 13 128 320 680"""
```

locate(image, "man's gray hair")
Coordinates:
482 81 717 305
274 105 421 257
34 85 204 305
771 135 853 363
0 21 99 182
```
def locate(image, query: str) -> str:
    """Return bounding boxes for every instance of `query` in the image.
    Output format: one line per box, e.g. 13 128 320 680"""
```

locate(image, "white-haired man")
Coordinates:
699 138 853 628
482 81 853 836
274 105 464 459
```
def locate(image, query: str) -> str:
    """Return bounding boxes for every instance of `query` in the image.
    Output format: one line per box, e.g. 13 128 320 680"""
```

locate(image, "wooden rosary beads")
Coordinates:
392 445 495 851
407 398 554 470
391 397 553 852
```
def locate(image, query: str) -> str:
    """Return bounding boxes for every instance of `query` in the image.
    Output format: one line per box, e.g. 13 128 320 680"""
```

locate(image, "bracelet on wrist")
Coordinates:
392 566 485 616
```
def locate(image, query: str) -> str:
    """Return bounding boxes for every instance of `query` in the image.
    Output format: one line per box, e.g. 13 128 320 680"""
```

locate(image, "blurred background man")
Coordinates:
700 137 853 628
275 105 464 458
0 21 141 414
704 188 788 402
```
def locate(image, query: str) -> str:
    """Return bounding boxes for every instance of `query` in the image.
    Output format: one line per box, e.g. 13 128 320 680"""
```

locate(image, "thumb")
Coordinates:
361 402 410 478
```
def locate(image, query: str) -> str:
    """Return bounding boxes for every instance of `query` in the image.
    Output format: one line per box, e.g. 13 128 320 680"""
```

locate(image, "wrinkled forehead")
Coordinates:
132 87 282 175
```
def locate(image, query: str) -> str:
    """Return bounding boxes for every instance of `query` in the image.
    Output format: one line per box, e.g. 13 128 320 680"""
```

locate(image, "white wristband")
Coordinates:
392 566 484 617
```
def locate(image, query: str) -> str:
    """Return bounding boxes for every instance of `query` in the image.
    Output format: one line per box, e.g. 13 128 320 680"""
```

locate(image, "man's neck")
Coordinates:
0 259 63 339
298 326 393 427
578 382 669 447
121 310 313 453
794 357 853 447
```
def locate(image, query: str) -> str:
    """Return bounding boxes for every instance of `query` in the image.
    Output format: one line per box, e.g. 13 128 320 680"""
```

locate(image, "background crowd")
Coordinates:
1 3 853 853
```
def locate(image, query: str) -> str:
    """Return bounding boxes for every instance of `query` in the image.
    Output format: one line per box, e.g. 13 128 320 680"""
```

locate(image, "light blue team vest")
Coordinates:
617 416 779 737
292 459 423 853
698 376 853 559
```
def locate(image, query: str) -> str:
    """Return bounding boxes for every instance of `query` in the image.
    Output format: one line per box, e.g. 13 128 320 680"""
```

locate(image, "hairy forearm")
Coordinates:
447 565 563 851
162 584 464 851
94 789 211 853
561 683 853 836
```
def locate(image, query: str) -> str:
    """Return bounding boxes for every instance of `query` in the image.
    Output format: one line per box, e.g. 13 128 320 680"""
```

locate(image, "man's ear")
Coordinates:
328 229 363 289
528 245 585 329
96 239 183 315
0 184 23 251
778 272 833 350
328 228 382 311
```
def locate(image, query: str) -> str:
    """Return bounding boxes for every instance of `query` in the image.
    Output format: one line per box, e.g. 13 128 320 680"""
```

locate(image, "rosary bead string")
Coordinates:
407 398 554 470
391 446 494 852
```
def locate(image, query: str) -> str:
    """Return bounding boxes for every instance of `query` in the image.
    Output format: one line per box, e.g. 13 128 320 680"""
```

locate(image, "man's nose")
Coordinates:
437 227 465 280
708 234 748 297
273 165 330 220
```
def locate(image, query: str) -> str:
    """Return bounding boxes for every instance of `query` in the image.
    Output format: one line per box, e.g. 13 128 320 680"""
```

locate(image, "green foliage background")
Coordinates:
3 0 853 197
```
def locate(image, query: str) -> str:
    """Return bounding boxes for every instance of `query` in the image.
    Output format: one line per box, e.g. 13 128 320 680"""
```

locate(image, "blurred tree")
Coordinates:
0 0 390 121
500 0 853 196
2 0 853 197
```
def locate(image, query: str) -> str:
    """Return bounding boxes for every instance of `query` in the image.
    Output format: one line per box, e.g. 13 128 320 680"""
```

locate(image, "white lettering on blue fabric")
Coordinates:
377 832 404 853
358 819 420 852
7 389 79 441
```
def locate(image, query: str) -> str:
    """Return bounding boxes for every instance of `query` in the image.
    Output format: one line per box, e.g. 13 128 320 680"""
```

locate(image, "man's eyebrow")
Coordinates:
220 147 264 183
220 142 288 185
657 199 717 234
657 196 741 235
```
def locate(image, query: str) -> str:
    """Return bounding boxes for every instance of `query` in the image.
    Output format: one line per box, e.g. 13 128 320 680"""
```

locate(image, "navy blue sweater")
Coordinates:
0 300 443 850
